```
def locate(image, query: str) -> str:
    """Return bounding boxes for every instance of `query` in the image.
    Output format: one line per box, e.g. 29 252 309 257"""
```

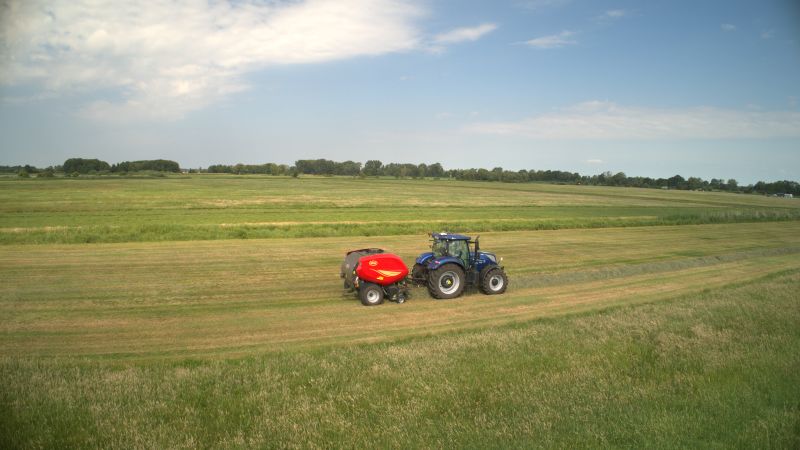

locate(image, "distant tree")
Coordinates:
416 163 428 178
399 164 418 178
63 158 110 174
667 174 686 189
686 177 705 190
37 167 55 178
111 159 180 173
383 163 401 178
610 172 627 186
18 169 30 178
490 167 504 182
428 162 444 178
337 160 362 176
363 160 383 176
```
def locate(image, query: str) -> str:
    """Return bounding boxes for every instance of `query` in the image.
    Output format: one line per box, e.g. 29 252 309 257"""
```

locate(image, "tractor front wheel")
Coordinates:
428 264 465 299
359 282 385 306
480 267 508 295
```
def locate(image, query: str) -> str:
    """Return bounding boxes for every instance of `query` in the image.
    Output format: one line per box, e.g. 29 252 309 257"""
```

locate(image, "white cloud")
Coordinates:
598 9 627 20
466 101 800 139
585 159 604 164
0 0 425 120
434 23 497 45
524 30 577 49
721 23 736 32
761 29 775 39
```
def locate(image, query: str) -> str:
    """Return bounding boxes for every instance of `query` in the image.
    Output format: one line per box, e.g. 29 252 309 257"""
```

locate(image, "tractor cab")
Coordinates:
416 233 497 272
431 234 470 267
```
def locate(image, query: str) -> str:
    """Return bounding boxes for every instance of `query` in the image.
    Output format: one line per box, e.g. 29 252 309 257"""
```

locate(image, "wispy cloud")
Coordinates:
761 29 775 39
524 30 577 49
0 0 425 121
516 0 572 11
597 9 627 20
466 101 800 139
721 23 737 32
434 23 497 45
585 159 604 164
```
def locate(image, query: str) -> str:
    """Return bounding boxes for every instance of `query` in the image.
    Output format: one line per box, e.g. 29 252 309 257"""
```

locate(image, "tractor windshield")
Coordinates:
431 239 469 266
432 240 447 257
448 240 469 266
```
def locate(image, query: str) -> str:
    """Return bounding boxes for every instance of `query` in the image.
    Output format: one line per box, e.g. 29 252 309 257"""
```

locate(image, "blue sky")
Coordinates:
1 0 798 183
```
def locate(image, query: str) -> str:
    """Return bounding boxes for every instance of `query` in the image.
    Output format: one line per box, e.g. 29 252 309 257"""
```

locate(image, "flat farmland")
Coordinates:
2 176 798 244
1 175 799 448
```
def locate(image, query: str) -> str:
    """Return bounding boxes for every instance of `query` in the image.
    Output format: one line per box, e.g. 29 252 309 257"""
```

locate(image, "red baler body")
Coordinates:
356 253 409 286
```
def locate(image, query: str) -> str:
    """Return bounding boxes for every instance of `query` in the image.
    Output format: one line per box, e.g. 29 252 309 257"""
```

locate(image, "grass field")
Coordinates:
1 175 799 447
2 176 798 244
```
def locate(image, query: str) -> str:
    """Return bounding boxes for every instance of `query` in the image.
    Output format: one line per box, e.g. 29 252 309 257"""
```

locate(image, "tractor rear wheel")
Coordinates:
480 267 508 295
428 264 465 299
359 282 385 306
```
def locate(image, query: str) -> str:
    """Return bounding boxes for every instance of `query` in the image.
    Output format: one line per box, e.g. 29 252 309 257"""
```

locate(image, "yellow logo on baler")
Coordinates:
368 260 378 267
374 269 402 277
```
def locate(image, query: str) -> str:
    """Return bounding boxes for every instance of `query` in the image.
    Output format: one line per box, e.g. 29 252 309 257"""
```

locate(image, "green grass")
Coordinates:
2 175 798 244
2 222 799 359
2 272 798 448
1 176 799 447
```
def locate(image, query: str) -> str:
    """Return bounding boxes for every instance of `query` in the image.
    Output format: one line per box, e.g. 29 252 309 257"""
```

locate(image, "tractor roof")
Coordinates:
432 232 471 241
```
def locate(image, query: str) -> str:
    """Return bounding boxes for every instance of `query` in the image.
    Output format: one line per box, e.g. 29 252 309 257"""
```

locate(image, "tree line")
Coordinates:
200 158 800 196
2 158 181 176
3 157 798 196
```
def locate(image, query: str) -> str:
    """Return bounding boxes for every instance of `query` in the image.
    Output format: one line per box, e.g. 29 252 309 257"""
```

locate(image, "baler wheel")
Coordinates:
359 282 385 306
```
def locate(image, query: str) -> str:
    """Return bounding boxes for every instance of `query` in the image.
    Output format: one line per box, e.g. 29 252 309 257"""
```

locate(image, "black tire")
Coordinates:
480 267 508 295
411 263 427 285
359 282 385 306
427 264 465 299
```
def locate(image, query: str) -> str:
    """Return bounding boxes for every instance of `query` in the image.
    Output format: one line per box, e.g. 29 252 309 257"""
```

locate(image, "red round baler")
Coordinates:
355 253 409 286
340 250 410 306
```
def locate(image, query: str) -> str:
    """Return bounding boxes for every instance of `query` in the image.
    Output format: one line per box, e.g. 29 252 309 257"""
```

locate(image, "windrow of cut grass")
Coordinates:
1 175 798 244
2 270 798 448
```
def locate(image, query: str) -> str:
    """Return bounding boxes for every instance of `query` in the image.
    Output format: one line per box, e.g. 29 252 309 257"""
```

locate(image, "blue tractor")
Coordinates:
411 233 508 299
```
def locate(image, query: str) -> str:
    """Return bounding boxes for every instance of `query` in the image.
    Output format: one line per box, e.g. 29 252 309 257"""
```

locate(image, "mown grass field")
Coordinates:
1 175 799 448
2 175 798 244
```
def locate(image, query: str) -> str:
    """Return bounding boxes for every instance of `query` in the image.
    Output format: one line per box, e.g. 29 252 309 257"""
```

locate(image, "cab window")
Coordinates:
448 240 469 264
